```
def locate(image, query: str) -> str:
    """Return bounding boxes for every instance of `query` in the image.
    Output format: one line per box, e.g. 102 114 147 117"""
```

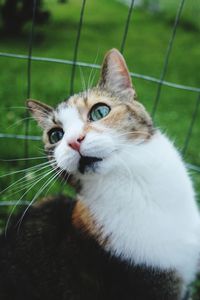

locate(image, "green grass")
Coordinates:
0 1 200 206
159 0 200 31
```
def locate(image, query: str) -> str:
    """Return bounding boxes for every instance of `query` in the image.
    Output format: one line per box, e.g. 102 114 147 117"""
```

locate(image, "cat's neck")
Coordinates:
79 132 191 215
77 131 199 285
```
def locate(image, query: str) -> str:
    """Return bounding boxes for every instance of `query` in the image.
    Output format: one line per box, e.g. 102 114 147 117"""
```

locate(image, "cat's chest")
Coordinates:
78 174 200 287
70 202 182 300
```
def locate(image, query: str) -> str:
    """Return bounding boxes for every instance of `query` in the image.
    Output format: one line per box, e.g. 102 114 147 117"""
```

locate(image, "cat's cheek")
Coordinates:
54 143 80 173
95 153 119 175
81 131 117 159
64 155 80 174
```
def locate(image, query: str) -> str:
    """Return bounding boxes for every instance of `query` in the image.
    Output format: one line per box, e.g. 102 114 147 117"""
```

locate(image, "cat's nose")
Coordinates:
68 135 85 152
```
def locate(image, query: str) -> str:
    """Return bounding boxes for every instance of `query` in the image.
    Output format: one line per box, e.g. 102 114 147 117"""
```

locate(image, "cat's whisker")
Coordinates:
7 117 37 129
1 174 51 198
79 66 87 94
57 170 71 194
104 126 150 136
26 105 52 116
36 158 70 199
1 160 51 177
89 68 98 90
0 160 54 178
3 157 59 200
0 106 28 111
2 173 52 202
17 168 64 231
36 148 47 155
5 167 56 236
115 131 151 138
0 156 47 162
43 168 67 198
0 162 55 196
6 158 65 205
32 168 62 199
115 142 144 151
0 105 51 117
103 127 150 138
1 166 54 196
87 49 99 90
61 171 70 186
117 155 133 179
2 175 47 199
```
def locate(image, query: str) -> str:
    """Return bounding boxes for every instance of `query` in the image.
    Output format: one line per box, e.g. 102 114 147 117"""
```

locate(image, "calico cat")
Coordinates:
0 49 200 300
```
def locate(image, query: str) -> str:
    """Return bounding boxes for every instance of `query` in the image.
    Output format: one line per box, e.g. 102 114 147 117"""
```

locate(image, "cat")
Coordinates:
0 48 200 300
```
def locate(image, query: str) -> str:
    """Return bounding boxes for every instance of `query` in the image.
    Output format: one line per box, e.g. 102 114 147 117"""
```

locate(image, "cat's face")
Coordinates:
27 49 153 176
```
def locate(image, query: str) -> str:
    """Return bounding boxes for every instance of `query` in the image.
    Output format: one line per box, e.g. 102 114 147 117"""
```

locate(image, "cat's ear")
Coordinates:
27 99 54 129
98 49 136 99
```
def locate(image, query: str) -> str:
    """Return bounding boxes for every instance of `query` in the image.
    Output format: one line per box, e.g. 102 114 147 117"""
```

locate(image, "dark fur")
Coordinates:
0 195 183 300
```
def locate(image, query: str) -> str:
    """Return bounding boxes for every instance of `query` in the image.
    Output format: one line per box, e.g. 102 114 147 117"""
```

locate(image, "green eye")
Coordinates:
48 128 64 144
89 103 110 121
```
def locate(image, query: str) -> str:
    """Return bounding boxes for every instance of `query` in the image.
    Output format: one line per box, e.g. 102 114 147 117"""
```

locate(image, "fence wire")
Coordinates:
151 0 186 117
0 52 200 93
70 0 86 95
24 0 37 170
0 0 200 208
182 93 200 156
120 0 135 54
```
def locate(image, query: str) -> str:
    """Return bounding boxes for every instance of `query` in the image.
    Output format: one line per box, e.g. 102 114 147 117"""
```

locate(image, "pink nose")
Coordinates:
68 136 85 152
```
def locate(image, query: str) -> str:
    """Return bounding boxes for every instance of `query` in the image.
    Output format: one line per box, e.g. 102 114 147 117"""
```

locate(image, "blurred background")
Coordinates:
0 0 199 223
0 0 200 296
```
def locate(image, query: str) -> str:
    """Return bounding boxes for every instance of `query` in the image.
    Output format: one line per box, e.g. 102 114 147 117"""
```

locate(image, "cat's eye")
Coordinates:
89 103 110 121
48 128 64 144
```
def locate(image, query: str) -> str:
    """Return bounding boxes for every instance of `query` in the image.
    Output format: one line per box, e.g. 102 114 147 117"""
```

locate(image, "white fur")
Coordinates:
54 104 200 286
54 105 84 172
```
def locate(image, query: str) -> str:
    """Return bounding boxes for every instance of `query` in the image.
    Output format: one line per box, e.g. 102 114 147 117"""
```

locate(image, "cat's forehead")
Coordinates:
68 89 116 110
56 89 118 120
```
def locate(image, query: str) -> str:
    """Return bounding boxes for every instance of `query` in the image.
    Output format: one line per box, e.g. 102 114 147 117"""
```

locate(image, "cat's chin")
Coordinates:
75 150 119 177
78 155 103 174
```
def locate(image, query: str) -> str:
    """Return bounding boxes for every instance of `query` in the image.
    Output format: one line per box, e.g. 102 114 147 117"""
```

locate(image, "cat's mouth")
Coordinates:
78 155 103 174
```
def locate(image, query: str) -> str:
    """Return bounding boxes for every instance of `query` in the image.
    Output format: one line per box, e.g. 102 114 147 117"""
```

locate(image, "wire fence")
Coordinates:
0 0 199 207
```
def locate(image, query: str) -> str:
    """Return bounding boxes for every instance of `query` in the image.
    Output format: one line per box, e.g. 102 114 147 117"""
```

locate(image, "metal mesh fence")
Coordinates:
0 0 199 207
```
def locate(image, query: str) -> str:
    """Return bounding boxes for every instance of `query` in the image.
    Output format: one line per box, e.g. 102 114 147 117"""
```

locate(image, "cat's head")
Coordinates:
27 49 154 177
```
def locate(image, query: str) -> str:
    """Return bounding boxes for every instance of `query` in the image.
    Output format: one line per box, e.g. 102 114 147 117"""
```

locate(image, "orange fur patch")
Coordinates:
72 200 109 246
72 201 96 233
